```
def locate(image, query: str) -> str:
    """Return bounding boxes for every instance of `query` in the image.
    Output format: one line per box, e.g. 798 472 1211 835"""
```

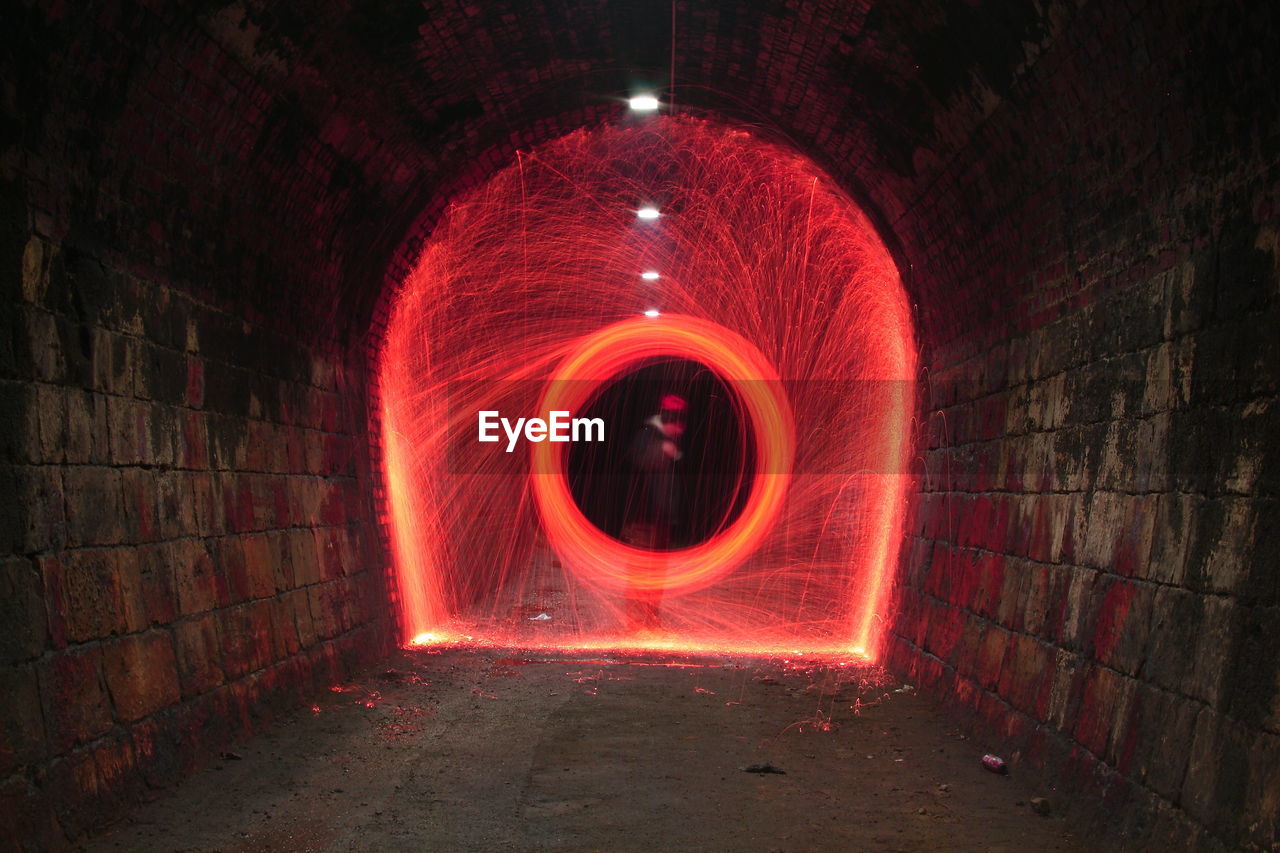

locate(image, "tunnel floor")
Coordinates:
87 648 1095 852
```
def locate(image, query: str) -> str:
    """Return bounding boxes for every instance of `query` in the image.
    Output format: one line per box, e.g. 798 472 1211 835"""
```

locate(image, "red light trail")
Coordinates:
378 116 916 660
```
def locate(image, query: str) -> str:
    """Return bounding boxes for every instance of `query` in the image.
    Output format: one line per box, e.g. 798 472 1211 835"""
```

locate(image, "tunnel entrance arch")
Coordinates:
376 116 916 657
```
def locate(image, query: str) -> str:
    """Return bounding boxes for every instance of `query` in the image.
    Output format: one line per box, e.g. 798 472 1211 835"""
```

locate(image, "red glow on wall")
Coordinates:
378 117 916 660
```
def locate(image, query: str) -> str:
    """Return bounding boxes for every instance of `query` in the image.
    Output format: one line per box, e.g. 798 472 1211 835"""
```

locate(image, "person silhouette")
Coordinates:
620 393 687 632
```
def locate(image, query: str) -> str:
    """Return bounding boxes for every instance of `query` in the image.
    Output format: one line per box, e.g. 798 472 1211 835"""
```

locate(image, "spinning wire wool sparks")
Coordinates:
378 117 916 660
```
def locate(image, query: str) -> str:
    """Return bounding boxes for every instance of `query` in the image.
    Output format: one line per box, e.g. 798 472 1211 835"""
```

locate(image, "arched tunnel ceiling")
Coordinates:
8 0 1273 354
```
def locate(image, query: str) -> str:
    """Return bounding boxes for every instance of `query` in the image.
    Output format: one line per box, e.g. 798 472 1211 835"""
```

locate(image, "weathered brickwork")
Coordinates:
1 0 1276 849
879 2 1280 850
0 233 392 844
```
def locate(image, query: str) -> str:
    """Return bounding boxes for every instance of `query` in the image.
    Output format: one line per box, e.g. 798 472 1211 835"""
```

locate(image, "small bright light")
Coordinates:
637 206 660 220
628 94 660 111
644 309 661 318
641 270 660 280
851 645 867 657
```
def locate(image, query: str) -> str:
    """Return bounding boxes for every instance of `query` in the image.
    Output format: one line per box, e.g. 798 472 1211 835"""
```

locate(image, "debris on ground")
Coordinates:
219 751 243 761
528 613 552 621
743 763 786 774
981 754 1008 774
1030 797 1051 816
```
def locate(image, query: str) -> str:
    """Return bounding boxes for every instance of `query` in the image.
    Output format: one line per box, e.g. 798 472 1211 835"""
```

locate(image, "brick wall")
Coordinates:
1 0 1276 849
0 228 393 845
1 5 400 847
879 2 1280 850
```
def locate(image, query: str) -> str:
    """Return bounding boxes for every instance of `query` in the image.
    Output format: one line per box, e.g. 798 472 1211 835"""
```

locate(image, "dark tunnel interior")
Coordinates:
1 1 1278 849
567 358 753 549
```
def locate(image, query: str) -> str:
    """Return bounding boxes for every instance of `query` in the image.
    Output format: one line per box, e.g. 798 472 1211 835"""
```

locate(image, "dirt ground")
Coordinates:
88 646 1097 852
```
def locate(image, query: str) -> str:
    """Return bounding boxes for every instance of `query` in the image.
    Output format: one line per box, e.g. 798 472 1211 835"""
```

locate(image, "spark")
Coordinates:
377 116 916 660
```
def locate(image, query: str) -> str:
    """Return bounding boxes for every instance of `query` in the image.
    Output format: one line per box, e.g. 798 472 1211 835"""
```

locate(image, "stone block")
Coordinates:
1091 577 1154 676
128 707 182 790
38 647 112 752
214 536 250 605
136 341 187 405
191 472 221 536
0 556 47 663
0 662 47 776
1185 595 1238 707
287 588 317 649
1181 709 1254 846
90 329 138 396
995 632 1053 719
136 543 177 627
218 603 271 679
120 467 159 543
241 532 278 599
3 465 66 553
174 538 221 616
63 466 125 547
1073 665 1136 763
290 527 321 586
64 387 109 465
180 411 210 470
1126 683 1198 802
0 381 42 464
1145 492 1195 585
102 632 180 721
156 470 197 539
173 613 224 697
1188 497 1260 596
43 549 144 644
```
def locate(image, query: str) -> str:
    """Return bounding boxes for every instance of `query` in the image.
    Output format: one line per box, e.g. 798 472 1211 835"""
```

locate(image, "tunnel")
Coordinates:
2 1 1278 850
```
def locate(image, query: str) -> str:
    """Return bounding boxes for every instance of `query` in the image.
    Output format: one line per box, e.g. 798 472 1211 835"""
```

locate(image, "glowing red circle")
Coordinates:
530 314 794 595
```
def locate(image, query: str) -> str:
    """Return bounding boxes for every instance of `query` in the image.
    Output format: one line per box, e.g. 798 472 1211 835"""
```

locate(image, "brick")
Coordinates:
219 603 271 679
0 382 42 464
38 647 112 752
156 470 196 539
136 341 187 405
103 632 180 721
1181 710 1254 845
173 613 224 697
62 466 125 546
90 329 138 396
1125 683 1198 802
1091 578 1153 676
1145 492 1194 585
22 307 65 383
137 543 177 627
128 709 182 789
120 467 159 543
174 539 221 615
191 471 222 535
1073 665 1136 763
1 465 66 553
216 536 250 604
64 387 109 464
242 532 277 599
0 662 47 776
180 411 210 469
287 588 318 649
43 549 144 644
0 556 47 664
